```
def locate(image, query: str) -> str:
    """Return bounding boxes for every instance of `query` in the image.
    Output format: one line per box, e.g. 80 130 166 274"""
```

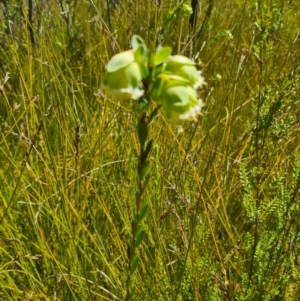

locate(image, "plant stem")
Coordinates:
125 112 149 301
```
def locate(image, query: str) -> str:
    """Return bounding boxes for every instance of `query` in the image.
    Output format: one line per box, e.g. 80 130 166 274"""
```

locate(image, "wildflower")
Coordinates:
150 55 205 120
158 81 204 121
103 50 144 99
164 55 205 89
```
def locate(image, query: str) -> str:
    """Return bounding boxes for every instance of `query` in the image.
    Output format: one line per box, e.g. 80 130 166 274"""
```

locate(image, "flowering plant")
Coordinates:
103 35 205 301
104 35 205 121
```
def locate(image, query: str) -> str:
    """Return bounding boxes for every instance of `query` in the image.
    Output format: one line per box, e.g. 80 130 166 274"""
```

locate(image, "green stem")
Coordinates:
125 112 148 301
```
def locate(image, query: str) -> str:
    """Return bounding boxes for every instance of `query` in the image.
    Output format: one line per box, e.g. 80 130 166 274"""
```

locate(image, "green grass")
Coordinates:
0 0 300 300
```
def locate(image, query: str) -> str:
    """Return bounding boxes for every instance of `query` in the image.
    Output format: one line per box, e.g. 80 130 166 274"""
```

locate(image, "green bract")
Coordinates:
150 71 204 121
165 55 205 89
153 46 172 66
104 50 144 100
160 85 204 121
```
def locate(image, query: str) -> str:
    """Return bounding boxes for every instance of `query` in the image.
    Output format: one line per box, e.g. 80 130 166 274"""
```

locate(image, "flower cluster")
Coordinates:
103 35 205 121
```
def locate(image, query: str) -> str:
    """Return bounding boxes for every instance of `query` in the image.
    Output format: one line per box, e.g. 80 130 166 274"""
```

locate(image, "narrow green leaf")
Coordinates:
130 254 139 274
138 96 150 112
135 225 143 236
140 62 149 78
135 229 145 248
142 160 151 179
141 196 148 209
154 46 172 66
152 62 165 78
143 140 153 161
138 203 148 222
141 174 150 196
127 279 133 288
149 107 160 122
127 243 132 259
131 209 137 222
138 119 148 147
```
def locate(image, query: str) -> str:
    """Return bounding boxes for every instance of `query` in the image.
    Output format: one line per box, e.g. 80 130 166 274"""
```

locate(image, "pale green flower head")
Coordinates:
150 73 190 102
104 50 144 100
165 55 205 89
160 84 204 121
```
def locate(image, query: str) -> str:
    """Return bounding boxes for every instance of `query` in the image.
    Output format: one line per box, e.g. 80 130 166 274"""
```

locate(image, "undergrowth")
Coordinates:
0 0 299 300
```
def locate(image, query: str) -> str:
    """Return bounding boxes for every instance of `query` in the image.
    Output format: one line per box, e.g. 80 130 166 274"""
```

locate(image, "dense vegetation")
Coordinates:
0 0 299 300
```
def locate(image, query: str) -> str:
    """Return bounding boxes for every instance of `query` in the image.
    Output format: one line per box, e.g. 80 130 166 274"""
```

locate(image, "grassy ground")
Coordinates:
0 0 300 300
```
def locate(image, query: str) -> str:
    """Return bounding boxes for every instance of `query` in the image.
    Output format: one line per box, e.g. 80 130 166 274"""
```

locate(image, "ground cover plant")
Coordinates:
0 0 300 300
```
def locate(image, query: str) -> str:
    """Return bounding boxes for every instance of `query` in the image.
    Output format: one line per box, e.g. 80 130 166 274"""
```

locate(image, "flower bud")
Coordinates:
103 50 144 99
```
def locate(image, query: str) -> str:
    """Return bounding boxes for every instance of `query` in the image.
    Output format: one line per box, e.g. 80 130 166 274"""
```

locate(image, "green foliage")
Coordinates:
0 0 300 300
237 68 300 300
